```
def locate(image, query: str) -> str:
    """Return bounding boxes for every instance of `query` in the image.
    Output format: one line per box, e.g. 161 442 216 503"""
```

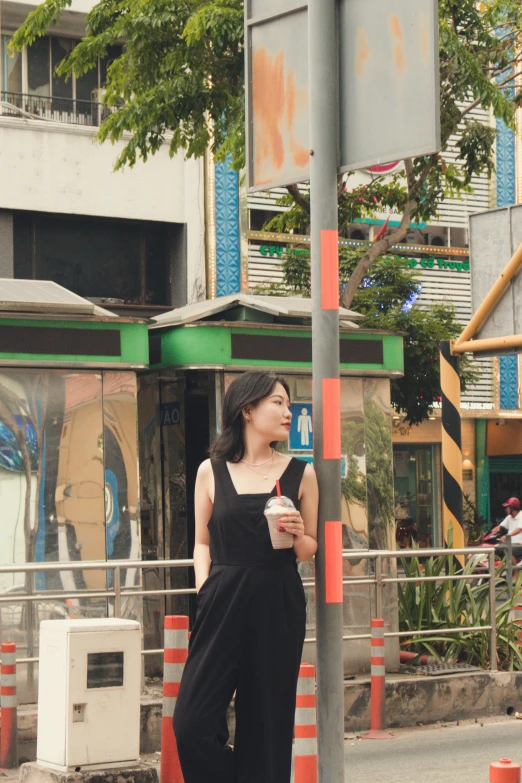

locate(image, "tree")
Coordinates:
10 0 521 301
273 247 477 425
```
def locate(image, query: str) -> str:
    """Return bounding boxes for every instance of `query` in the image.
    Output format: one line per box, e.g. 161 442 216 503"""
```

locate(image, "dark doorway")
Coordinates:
184 372 212 624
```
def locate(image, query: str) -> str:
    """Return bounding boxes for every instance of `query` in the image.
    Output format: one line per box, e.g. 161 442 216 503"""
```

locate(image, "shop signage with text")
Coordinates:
258 245 469 273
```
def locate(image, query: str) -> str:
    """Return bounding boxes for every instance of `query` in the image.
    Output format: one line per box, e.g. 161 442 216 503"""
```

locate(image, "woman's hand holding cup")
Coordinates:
277 509 305 540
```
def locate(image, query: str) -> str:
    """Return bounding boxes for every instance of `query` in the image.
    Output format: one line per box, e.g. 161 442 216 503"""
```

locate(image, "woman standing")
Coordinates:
174 371 318 783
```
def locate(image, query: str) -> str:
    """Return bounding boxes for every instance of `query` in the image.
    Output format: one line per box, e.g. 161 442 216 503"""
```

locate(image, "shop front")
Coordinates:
0 281 148 700
139 294 404 672
393 444 440 549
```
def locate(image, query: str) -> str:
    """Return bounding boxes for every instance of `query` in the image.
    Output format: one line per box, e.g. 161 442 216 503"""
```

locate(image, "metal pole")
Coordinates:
308 1 344 781
440 341 465 560
114 566 122 618
453 242 522 348
489 551 497 672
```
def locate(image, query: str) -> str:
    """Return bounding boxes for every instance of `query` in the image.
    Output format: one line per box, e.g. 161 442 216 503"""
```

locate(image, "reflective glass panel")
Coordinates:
0 370 106 701
2 36 22 95
102 372 141 621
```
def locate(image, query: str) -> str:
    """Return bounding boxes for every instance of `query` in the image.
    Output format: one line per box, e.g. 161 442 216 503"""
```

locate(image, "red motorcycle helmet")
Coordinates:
502 497 521 510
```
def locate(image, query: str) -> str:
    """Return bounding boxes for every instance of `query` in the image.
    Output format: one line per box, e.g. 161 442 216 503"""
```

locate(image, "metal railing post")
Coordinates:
26 571 35 691
375 556 383 620
489 551 497 672
507 538 514 598
114 566 122 618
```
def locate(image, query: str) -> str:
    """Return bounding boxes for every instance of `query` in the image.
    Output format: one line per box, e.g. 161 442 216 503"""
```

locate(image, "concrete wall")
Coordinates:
0 119 206 302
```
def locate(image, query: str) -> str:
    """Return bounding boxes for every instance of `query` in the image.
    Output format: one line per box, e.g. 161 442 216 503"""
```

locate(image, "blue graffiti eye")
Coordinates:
0 417 39 473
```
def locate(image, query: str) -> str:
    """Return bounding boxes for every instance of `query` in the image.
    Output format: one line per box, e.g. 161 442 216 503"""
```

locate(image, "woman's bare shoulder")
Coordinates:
196 459 215 503
301 461 318 489
197 458 213 478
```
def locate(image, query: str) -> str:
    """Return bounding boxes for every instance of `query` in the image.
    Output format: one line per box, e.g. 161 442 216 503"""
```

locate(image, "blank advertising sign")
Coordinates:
339 0 440 172
469 206 522 340
245 0 440 191
245 2 310 192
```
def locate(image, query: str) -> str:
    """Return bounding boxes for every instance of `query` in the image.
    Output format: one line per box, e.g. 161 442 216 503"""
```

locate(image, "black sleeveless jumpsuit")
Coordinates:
173 457 308 783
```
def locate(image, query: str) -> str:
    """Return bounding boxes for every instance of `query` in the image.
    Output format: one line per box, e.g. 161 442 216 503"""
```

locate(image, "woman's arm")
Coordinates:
193 460 213 592
280 464 319 562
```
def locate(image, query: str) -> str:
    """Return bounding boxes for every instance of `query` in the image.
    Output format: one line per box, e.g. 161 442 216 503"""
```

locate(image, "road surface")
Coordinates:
345 717 522 782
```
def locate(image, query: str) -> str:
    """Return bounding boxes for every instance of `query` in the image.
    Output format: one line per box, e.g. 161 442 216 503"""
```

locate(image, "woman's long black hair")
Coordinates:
210 372 290 463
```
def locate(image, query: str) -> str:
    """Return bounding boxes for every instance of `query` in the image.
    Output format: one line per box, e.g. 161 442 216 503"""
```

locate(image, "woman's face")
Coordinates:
245 382 292 443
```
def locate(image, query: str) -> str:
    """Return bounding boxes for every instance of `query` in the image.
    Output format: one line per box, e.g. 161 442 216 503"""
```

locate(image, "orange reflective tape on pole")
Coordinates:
161 616 188 783
321 230 339 311
0 642 17 769
325 521 343 604
294 664 317 783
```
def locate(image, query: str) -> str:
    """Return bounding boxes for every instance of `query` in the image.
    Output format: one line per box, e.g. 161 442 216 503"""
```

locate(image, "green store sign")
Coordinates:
258 245 470 273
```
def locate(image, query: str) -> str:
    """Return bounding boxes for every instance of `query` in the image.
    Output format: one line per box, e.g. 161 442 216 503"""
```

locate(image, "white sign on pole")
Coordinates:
469 205 522 342
245 0 440 192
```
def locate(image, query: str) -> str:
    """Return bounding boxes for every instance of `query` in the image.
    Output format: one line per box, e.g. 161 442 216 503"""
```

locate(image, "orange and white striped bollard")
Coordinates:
0 642 17 769
363 619 394 740
160 616 188 783
294 663 317 783
490 758 521 783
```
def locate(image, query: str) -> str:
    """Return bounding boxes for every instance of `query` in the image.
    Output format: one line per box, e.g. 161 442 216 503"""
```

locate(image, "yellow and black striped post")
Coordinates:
440 340 465 554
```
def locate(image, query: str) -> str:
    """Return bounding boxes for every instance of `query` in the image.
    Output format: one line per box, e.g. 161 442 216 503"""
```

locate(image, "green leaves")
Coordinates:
10 0 244 169
399 551 522 671
274 249 476 425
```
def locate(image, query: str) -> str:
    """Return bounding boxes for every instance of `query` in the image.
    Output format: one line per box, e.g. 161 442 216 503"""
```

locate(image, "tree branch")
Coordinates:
340 158 433 309
340 201 415 309
460 69 522 121
286 184 310 215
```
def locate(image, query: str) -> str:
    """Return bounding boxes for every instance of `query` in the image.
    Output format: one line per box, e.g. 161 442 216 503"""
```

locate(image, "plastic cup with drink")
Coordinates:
264 479 295 549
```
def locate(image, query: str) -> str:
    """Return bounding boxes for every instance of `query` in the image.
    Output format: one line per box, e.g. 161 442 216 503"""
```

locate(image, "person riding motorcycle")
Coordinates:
491 497 522 566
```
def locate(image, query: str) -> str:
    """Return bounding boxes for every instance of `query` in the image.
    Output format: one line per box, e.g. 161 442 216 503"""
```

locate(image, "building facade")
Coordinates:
0 0 206 312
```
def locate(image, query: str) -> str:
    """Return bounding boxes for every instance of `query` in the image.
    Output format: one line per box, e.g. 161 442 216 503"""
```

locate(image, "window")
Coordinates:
51 37 73 101
2 35 22 95
0 35 121 126
27 36 50 97
13 212 175 306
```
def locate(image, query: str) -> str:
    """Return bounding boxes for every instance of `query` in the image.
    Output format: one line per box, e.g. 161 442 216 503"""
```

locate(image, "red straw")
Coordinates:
276 479 282 498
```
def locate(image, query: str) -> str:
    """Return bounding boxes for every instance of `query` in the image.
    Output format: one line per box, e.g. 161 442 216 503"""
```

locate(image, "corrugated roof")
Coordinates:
0 280 117 317
150 293 363 329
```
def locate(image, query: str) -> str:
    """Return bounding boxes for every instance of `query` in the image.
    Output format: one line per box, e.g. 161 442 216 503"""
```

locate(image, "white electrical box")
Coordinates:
37 618 141 772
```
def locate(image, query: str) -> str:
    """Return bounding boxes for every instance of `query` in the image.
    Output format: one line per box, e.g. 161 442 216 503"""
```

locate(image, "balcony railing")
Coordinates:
0 92 114 127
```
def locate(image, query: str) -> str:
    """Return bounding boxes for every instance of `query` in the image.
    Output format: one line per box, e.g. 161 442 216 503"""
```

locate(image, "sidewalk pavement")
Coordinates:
345 716 522 782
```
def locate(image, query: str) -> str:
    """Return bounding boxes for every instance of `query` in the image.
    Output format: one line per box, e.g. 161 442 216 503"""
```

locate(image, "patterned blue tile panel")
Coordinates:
496 118 516 208
215 157 241 296
499 355 519 410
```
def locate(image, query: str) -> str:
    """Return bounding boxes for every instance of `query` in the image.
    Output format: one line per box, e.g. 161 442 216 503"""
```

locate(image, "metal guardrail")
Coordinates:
0 546 503 671
0 92 113 126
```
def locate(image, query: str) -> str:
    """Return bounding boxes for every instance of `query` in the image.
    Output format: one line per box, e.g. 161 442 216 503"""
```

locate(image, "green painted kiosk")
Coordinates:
0 279 148 700
140 294 404 672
